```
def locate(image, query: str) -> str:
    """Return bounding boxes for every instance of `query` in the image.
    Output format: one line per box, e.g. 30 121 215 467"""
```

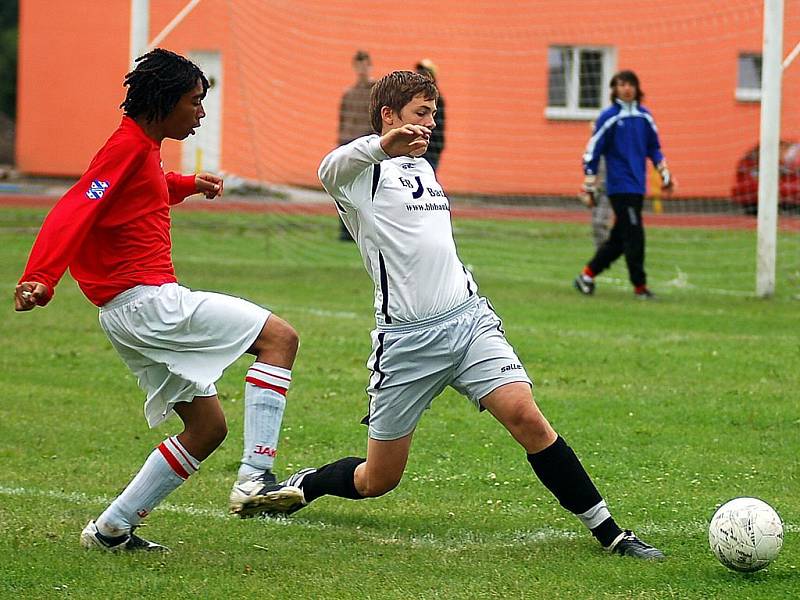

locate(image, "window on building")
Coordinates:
736 53 762 102
546 45 615 120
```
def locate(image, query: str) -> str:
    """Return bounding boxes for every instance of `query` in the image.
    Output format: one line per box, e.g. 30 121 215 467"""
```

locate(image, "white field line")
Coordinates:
0 485 796 550
172 253 766 299
296 307 361 320
268 304 363 320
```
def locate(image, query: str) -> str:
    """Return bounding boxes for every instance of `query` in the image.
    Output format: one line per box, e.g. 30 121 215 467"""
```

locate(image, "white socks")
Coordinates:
94 363 291 535
95 436 199 537
239 362 291 481
577 500 612 530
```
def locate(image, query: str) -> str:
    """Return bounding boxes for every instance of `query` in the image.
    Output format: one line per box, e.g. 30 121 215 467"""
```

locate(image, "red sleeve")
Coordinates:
19 140 146 304
165 172 197 205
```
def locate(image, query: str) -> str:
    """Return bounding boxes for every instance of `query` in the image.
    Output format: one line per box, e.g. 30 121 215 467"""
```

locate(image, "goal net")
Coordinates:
161 0 800 299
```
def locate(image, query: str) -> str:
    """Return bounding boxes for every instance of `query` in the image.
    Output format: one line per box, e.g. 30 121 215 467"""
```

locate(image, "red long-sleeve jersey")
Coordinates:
19 117 197 306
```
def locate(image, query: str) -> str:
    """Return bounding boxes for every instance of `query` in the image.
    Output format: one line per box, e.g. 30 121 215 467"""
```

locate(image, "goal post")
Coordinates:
756 0 784 298
129 0 204 66
129 0 149 68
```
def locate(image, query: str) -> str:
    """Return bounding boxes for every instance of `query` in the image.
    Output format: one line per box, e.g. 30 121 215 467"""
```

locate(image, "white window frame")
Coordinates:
545 45 616 121
736 52 762 102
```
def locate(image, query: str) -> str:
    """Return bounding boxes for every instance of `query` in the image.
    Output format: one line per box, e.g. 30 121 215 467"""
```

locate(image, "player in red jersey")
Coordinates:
14 49 302 551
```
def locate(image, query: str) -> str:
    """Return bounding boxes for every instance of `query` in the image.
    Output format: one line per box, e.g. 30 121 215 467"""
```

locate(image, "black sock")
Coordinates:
301 457 366 503
591 517 624 548
527 436 623 547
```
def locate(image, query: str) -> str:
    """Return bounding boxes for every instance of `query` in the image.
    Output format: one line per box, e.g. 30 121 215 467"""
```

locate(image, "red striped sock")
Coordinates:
245 362 291 397
241 363 291 478
157 436 200 480
95 437 200 536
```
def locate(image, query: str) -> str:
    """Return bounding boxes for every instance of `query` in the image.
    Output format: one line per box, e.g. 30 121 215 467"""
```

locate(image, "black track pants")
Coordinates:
587 193 646 287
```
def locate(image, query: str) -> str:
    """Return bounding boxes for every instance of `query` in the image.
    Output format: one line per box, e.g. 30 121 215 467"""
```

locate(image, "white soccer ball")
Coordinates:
708 497 784 572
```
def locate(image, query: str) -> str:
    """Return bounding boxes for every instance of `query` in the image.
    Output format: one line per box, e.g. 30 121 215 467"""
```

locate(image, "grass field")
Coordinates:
1 205 798 599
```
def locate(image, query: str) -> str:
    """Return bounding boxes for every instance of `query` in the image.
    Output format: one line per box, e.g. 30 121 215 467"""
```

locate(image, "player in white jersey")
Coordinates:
243 71 664 559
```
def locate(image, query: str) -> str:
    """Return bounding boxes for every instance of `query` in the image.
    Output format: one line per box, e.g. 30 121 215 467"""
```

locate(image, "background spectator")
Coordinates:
337 50 375 241
415 58 445 172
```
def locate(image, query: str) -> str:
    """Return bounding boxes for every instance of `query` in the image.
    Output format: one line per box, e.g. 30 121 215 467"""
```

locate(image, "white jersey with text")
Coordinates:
318 135 477 324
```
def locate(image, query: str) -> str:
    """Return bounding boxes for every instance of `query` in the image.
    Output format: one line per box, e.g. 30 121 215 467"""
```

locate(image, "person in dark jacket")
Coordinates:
415 59 445 172
337 50 375 241
573 70 674 299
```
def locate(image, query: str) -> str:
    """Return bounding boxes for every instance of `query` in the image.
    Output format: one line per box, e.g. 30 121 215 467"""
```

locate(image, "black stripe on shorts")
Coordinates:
378 252 392 324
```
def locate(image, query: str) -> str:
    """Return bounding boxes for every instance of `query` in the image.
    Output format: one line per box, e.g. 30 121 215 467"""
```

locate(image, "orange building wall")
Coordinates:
16 1 131 176
16 0 800 199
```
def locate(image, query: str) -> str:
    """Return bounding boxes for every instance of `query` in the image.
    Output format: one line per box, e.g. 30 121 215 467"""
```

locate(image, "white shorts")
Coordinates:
99 283 270 427
365 296 532 440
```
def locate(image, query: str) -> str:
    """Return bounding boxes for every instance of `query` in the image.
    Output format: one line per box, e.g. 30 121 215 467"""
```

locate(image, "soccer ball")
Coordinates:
708 497 783 572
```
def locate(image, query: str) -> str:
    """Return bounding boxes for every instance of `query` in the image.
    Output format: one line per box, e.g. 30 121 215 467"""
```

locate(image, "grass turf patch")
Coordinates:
1 206 798 599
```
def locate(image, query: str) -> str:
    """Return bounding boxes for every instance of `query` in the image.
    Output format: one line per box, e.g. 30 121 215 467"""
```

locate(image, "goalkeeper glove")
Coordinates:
657 161 674 191
580 174 597 207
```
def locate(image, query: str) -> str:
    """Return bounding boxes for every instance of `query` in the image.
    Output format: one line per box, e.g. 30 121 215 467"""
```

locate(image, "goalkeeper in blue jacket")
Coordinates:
573 70 674 299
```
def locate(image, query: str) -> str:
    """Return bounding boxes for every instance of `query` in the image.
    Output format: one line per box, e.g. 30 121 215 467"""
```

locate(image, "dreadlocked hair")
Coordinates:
120 48 209 123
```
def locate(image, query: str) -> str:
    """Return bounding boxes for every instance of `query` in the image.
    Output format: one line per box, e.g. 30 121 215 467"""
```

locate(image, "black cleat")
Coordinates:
574 274 595 295
634 287 656 300
607 530 665 560
80 520 169 552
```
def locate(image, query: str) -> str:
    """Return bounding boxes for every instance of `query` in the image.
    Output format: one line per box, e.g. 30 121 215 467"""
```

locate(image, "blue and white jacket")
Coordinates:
583 99 665 196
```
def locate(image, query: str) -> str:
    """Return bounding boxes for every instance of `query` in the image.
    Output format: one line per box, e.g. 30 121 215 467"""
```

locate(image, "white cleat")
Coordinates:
230 470 302 518
230 471 275 514
232 468 315 518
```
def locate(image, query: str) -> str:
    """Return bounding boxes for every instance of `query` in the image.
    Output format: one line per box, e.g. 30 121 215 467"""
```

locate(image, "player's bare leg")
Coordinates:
480 382 556 453
354 434 414 497
244 432 415 516
482 382 664 560
248 314 299 368
174 394 228 460
82 394 224 552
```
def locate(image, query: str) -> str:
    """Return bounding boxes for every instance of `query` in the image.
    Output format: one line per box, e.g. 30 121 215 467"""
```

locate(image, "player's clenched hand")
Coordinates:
195 173 224 199
14 282 49 311
380 124 431 158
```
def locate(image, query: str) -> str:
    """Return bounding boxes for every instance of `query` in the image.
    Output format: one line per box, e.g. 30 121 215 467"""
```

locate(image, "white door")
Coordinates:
182 51 223 173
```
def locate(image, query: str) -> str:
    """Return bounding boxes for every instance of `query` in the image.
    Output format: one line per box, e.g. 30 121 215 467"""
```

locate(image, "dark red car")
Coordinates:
731 141 800 213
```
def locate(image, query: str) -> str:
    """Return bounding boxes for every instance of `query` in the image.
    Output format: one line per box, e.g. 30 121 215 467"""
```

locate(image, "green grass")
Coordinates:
1 206 798 599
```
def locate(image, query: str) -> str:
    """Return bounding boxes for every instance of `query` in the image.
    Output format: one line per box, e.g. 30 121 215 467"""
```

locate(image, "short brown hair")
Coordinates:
369 70 438 133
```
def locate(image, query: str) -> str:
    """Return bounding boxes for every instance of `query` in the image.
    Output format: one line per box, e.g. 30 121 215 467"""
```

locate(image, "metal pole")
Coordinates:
148 0 204 50
756 0 783 297
782 40 800 70
129 0 149 67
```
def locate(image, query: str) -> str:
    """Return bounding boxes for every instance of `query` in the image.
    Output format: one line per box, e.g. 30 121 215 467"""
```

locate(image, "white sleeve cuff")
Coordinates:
366 135 390 162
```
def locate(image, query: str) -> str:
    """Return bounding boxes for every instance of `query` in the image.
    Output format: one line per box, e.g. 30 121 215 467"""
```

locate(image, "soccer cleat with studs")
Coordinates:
240 467 317 517
80 520 168 552
634 287 656 300
230 468 310 518
573 274 595 295
230 469 281 517
607 530 665 560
